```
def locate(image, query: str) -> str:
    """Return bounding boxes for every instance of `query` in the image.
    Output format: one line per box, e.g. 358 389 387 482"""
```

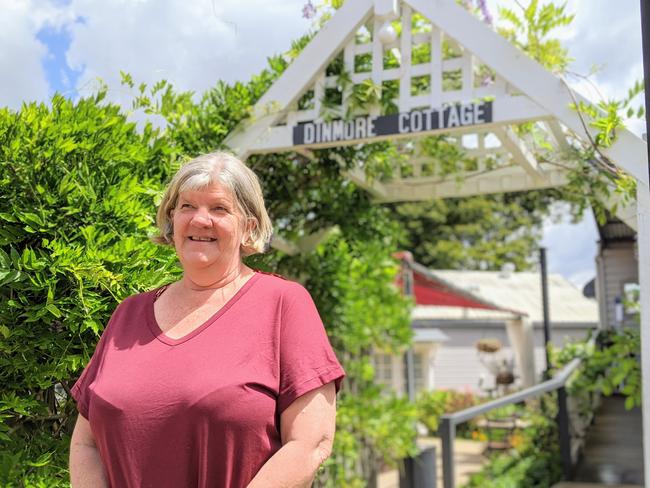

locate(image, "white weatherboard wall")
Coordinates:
637 184 650 483
432 326 511 391
596 242 639 328
430 324 593 392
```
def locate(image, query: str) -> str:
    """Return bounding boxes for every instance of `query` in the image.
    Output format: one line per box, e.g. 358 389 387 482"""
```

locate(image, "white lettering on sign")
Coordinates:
367 116 376 137
411 111 422 132
344 121 354 139
398 113 409 133
474 102 486 123
355 117 365 139
332 120 344 140
292 101 493 146
447 105 460 127
304 123 315 144
322 122 332 142
460 104 474 125
424 108 435 131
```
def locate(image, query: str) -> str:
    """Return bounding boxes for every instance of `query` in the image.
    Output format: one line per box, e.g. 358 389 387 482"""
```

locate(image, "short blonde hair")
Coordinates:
152 151 272 256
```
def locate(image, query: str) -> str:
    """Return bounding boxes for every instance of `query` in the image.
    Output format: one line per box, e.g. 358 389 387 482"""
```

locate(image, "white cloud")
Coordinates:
565 0 642 90
65 0 312 105
488 1 644 121
0 1 53 108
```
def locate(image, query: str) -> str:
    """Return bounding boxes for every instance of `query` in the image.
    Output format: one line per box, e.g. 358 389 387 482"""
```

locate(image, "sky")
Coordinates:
0 0 644 289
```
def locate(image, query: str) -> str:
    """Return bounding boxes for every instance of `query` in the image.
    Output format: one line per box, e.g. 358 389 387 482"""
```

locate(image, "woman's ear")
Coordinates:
242 217 257 246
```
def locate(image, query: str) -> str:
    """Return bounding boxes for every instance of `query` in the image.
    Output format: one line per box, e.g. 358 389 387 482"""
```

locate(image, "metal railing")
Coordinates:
437 356 583 488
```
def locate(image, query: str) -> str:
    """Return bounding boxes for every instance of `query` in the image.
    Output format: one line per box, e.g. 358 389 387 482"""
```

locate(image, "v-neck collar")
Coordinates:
146 271 261 346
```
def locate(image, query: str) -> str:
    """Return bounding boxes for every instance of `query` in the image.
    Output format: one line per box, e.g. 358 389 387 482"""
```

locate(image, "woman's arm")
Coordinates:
69 414 108 488
247 382 337 488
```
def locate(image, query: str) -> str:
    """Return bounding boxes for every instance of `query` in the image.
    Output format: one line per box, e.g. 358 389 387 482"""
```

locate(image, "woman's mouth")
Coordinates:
188 236 217 242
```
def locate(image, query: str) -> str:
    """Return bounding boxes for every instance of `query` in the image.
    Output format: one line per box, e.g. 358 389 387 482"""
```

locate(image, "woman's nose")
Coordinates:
190 208 212 227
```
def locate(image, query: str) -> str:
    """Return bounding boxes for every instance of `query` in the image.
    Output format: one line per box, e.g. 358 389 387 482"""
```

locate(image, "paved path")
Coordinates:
570 395 644 486
553 483 642 488
378 437 487 488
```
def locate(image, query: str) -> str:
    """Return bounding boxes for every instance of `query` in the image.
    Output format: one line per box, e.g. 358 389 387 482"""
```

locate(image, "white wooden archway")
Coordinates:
224 0 650 477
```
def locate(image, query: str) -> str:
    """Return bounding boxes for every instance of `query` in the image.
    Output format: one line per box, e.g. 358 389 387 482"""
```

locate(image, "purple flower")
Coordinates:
477 0 493 25
302 1 316 19
481 75 494 87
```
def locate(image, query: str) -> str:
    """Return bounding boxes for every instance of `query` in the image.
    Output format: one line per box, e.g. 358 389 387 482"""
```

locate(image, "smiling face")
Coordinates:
171 182 248 276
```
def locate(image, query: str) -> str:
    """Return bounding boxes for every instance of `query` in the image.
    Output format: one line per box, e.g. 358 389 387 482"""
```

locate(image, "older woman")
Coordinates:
69 152 345 487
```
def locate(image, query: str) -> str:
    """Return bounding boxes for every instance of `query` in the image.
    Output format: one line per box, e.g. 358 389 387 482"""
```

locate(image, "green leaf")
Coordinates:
0 249 9 269
45 304 62 318
25 451 53 467
0 270 22 286
0 325 10 339
120 70 134 88
0 212 18 223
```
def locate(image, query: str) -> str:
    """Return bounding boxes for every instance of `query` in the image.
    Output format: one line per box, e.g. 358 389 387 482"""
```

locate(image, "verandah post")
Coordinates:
439 417 455 488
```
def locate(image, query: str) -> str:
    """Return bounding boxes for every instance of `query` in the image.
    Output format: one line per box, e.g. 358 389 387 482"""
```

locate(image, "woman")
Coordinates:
69 152 345 487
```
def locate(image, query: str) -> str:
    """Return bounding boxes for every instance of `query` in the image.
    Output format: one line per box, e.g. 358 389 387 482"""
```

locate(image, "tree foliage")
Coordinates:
389 191 558 270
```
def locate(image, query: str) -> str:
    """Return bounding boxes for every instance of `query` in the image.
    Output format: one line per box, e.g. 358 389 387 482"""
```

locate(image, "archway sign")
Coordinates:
224 0 650 481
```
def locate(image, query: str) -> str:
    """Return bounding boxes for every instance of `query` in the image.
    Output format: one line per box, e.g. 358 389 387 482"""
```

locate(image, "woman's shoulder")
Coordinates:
253 270 311 298
111 287 158 314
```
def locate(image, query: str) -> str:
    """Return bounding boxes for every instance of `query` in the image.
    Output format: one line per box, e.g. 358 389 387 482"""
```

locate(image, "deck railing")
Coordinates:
437 355 585 488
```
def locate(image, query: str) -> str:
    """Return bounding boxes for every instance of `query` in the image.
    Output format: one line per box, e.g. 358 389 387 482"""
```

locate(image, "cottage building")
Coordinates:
375 261 599 395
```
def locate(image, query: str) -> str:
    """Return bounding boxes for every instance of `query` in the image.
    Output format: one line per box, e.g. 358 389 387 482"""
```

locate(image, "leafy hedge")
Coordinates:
0 93 183 484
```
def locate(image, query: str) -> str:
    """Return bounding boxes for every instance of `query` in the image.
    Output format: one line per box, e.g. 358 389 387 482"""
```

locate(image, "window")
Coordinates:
413 352 426 392
623 282 640 315
374 353 393 385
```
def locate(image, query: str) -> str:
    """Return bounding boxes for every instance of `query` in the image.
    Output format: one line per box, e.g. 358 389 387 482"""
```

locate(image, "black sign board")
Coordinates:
292 101 493 146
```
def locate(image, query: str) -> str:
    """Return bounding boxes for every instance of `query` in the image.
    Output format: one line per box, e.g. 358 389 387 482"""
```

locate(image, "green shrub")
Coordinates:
0 92 182 484
416 389 481 436
463 402 561 488
416 390 448 433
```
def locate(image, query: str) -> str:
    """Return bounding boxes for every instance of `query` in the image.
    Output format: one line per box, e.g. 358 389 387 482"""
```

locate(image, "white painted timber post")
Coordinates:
637 182 650 484
505 316 537 388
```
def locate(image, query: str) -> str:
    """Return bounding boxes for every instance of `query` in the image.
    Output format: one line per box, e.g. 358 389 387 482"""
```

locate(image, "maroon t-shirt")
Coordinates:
71 271 345 488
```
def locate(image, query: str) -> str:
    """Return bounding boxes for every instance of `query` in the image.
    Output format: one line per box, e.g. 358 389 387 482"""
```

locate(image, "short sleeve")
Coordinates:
70 313 115 419
277 283 345 414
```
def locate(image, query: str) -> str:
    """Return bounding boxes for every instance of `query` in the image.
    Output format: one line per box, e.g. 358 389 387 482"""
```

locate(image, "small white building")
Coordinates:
594 216 639 329
375 261 599 395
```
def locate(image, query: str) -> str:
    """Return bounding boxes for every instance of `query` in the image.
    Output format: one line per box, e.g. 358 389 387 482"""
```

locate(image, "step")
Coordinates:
552 483 643 488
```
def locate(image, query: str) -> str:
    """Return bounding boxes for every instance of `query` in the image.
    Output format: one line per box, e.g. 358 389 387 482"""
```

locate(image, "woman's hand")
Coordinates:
247 382 337 487
69 414 109 488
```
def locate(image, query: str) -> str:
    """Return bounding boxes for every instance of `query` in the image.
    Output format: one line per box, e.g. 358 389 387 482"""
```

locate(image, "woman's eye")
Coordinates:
181 203 193 209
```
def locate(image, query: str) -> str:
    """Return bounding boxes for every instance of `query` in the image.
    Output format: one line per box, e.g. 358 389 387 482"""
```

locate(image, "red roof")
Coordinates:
396 268 502 311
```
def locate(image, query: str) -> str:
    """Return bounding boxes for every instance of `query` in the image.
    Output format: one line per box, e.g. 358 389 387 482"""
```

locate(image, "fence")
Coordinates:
437 354 589 488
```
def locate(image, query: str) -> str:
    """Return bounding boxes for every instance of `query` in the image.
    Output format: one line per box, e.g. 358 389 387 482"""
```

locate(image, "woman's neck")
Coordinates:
179 262 253 292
